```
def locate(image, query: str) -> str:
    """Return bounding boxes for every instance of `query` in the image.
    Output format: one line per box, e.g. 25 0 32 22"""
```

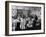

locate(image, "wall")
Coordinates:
0 0 46 37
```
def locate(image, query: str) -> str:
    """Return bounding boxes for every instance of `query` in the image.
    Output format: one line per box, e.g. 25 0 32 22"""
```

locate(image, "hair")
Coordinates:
34 15 38 20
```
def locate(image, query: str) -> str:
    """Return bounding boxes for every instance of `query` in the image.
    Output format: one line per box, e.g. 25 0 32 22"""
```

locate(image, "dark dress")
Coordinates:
15 22 20 31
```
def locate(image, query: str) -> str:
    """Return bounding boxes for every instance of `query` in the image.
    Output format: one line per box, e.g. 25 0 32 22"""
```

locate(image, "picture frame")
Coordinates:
5 1 45 36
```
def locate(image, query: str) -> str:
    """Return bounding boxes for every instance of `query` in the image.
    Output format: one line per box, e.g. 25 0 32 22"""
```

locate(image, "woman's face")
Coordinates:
31 18 35 21
27 20 33 27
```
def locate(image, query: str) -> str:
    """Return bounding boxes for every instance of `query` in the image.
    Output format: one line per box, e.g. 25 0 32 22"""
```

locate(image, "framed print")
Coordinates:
5 1 45 36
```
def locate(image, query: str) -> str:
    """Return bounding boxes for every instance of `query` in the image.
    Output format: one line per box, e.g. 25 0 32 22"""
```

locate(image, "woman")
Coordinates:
20 15 26 30
25 17 33 30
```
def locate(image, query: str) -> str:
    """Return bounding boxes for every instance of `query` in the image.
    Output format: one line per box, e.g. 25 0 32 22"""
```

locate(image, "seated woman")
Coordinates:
25 14 38 30
25 17 33 30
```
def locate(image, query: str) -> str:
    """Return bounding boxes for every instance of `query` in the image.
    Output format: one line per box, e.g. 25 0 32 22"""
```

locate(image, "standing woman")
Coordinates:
20 14 26 30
